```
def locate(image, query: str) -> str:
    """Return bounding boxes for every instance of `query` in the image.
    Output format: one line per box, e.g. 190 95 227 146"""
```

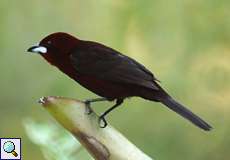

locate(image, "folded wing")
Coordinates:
70 41 159 90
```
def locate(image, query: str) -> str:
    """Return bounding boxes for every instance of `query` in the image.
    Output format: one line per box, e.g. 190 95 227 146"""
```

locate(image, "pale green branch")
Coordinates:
39 96 153 160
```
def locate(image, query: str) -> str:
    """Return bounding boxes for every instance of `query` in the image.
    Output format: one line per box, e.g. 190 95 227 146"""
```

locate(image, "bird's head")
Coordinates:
27 32 79 65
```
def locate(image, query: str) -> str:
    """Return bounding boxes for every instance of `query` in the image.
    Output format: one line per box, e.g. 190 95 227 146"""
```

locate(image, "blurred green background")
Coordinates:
1 0 230 159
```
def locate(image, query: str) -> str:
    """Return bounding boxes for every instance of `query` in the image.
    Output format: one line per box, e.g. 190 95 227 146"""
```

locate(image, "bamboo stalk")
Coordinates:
39 96 153 160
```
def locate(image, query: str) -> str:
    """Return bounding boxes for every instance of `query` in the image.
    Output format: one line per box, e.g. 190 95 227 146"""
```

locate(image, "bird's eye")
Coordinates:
47 41 52 44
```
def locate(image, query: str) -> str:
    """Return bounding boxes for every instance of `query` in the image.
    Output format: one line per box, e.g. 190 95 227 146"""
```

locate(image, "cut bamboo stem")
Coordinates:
39 96 153 160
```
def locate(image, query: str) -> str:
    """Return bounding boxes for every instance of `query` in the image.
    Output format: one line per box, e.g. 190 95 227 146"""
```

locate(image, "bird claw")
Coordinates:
84 100 93 115
98 116 107 128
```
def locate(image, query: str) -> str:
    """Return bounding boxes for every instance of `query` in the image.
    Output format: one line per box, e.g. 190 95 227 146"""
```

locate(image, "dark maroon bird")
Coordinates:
28 32 212 131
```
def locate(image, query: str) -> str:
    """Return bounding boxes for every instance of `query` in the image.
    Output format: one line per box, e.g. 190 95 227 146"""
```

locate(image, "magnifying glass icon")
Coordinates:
3 141 18 157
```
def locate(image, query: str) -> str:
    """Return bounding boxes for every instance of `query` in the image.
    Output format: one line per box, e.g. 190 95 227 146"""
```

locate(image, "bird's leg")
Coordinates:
84 97 108 114
99 99 124 128
84 97 108 104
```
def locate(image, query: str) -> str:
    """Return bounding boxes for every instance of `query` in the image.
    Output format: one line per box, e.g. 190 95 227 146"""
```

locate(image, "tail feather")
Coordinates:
161 97 212 131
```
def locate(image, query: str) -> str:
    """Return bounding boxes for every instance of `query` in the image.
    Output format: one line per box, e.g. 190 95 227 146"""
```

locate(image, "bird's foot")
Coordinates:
84 100 93 115
83 97 109 115
98 116 107 128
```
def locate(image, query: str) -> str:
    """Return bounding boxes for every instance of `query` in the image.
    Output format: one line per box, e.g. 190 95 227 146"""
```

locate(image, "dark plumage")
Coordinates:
28 32 212 130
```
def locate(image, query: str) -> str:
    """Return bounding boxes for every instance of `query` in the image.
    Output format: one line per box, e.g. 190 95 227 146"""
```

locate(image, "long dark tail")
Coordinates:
161 97 212 131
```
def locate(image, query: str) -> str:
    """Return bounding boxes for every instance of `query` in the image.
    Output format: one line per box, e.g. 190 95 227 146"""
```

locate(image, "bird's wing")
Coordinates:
70 41 159 90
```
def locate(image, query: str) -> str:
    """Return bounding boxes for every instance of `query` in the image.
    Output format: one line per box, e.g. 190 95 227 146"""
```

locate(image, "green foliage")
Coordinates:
23 118 92 160
0 0 229 159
